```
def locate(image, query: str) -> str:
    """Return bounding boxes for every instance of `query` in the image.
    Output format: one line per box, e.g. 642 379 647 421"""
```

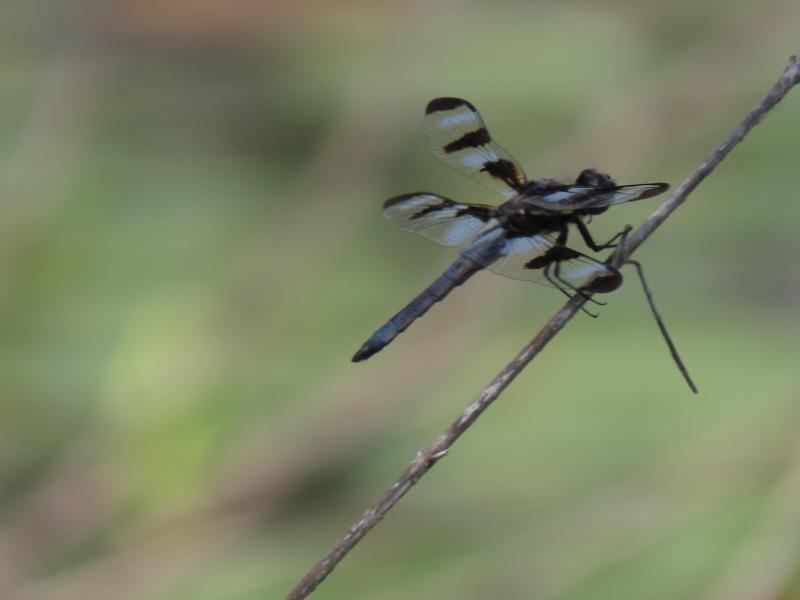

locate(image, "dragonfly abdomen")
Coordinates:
352 257 479 362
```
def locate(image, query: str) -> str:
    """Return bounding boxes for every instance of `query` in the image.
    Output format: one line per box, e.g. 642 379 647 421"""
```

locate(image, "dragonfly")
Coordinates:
352 97 674 370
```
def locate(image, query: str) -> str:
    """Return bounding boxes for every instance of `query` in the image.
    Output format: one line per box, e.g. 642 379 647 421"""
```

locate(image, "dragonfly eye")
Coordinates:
577 168 615 188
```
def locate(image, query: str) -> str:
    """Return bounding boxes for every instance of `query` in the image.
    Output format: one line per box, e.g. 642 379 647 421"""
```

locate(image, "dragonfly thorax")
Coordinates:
496 199 569 236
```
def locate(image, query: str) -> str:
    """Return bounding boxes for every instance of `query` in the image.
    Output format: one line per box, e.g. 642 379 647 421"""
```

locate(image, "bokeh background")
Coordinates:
2 1 800 598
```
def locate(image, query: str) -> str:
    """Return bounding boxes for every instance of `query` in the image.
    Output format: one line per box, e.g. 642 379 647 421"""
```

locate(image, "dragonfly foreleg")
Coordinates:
575 220 633 251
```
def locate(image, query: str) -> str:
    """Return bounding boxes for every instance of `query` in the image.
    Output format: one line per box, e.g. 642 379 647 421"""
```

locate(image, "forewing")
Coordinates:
383 192 495 247
424 97 527 199
524 183 669 211
487 232 621 293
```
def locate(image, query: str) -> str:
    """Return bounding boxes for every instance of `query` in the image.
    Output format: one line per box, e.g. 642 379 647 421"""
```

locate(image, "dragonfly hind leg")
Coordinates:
543 262 601 318
552 260 607 306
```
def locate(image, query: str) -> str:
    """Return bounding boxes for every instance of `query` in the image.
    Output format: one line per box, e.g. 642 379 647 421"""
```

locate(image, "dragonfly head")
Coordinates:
576 168 615 188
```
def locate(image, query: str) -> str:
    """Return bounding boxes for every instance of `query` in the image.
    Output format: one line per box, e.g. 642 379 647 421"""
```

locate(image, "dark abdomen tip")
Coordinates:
352 342 381 363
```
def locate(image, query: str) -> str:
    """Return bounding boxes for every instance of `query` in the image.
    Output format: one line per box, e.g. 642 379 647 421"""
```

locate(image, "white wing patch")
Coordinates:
442 219 482 245
538 190 578 203
461 150 499 168
487 233 555 282
438 112 477 128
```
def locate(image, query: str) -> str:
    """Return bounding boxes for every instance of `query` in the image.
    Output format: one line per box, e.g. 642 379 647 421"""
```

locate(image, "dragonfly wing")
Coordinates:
487 232 621 293
424 97 527 199
523 183 669 211
384 192 496 247
583 183 670 208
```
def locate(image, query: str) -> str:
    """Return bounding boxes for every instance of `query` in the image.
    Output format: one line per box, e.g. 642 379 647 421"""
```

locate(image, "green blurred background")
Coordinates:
2 1 800 598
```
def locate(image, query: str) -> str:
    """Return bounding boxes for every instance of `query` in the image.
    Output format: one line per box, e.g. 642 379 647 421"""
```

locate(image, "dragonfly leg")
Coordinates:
552 260 606 307
543 262 600 318
626 259 698 393
576 220 633 251
602 224 634 249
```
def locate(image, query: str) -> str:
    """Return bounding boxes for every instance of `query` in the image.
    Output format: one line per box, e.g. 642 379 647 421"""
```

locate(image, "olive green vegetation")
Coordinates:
1 1 800 599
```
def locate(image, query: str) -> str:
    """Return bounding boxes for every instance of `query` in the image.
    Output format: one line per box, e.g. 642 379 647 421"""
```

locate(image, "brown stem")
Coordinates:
285 55 800 600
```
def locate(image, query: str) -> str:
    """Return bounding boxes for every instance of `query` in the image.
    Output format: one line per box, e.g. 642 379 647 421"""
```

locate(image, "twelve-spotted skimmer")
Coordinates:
353 97 668 363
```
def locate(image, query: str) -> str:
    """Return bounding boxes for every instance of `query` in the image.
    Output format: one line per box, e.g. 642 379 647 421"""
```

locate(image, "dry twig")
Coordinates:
285 55 800 600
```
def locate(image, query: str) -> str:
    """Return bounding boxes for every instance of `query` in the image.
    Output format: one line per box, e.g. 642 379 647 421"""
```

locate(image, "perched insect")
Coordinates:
352 97 694 391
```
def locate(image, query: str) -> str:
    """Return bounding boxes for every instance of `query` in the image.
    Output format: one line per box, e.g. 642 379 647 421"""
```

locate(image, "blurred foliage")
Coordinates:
1 1 800 599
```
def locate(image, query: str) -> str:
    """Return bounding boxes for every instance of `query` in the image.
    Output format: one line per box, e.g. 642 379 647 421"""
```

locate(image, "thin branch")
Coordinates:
611 55 800 262
285 55 800 600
